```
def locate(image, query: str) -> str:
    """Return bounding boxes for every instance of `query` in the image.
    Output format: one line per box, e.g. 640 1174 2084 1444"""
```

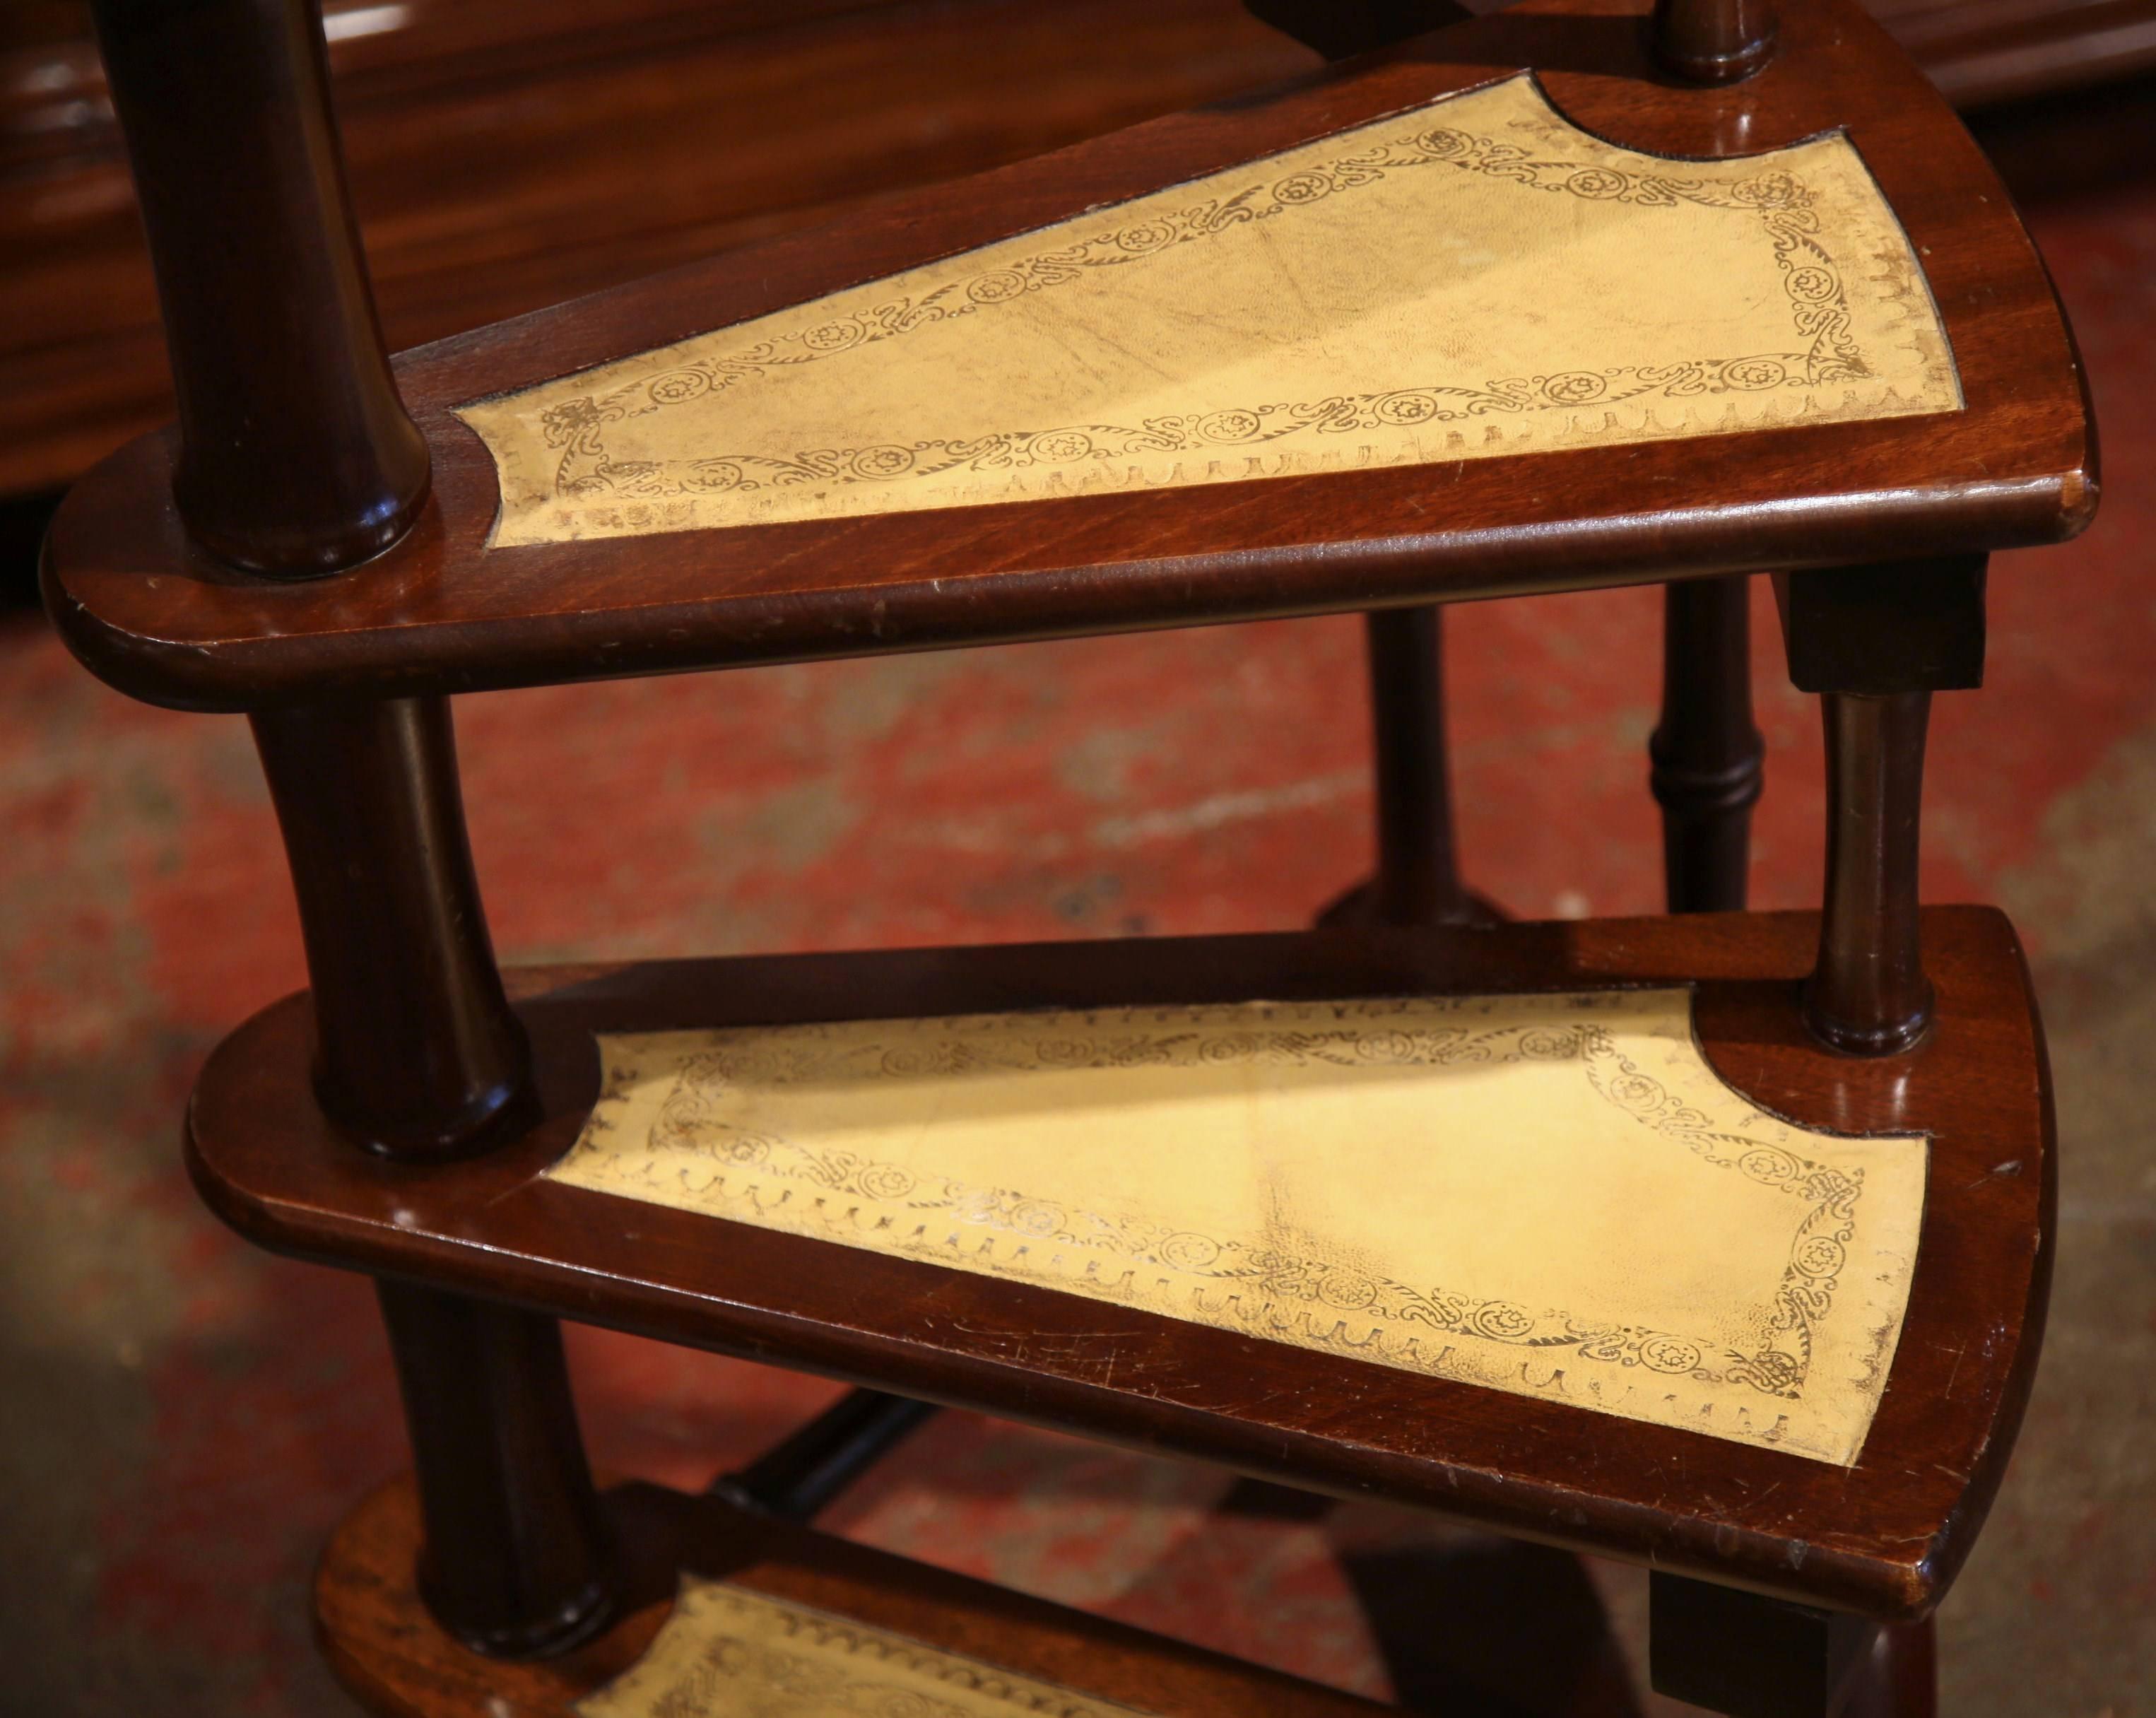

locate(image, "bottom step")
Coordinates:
317 1474 1392 1717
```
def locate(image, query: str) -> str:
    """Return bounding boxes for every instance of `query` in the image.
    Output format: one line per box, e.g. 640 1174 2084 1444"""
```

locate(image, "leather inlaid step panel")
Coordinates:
579 1582 1160 1717
192 910 2049 1615
459 76 1961 547
49 0 2091 713
555 988 1925 1464
318 1477 1392 1717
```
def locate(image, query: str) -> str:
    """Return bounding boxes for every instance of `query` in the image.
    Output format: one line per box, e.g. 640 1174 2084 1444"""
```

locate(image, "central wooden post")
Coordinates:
253 696 617 1656
90 0 429 575
249 698 532 1160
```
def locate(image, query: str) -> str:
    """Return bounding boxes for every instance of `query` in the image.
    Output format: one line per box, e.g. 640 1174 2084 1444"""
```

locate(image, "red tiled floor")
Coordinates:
3 129 2152 1718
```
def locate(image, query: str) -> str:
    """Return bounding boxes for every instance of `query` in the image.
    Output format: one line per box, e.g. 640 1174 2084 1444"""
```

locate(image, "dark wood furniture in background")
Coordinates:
1 0 2149 509
41 0 2093 1711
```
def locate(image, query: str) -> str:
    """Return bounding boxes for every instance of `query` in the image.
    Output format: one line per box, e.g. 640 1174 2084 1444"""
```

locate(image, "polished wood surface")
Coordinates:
250 698 531 1158
1 0 1319 500
253 691 613 1649
1808 693 1936 1054
319 1473 1394 1717
1872 0 2156 103
86 0 429 575
188 907 2051 1622
6 0 2138 513
374 1281 615 1657
43 0 2093 714
1651 0 1780 81
1775 557 1989 698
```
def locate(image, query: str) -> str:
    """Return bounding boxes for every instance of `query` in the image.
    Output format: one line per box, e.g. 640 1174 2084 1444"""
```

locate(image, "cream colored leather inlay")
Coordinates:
464 75 1957 547
550 989 1924 1465
577 1580 1157 1717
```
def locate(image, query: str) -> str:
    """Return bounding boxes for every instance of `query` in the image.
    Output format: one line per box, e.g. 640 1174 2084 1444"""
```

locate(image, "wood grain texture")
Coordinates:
8 0 2136 510
1870 0 2156 104
1 0 1317 498
43 0 2095 713
189 907 2054 1623
315 1472 1394 1717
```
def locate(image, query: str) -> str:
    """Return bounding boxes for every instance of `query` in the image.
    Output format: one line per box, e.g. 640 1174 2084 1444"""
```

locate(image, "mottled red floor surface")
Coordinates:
4 162 2152 1718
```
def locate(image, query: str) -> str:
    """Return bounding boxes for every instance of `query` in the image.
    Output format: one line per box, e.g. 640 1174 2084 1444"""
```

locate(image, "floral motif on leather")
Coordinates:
575 1581 1156 1718
532 104 1869 507
584 1014 1855 1402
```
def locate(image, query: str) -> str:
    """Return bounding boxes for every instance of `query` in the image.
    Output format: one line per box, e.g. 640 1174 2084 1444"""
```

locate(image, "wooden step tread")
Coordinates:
318 1473 1394 1717
45 0 2089 714
192 908 2051 1620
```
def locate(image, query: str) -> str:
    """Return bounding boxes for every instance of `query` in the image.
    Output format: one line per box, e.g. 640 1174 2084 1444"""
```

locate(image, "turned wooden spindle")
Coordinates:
1809 691 1935 1054
1652 575 1765 913
88 0 429 575
1649 0 1779 83
1775 556 1986 1057
252 696 616 1654
377 1282 616 1657
1365 606 1481 926
249 698 533 1161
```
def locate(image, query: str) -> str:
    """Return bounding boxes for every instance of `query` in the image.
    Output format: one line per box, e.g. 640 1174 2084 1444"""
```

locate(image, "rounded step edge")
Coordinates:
315 1473 1398 1717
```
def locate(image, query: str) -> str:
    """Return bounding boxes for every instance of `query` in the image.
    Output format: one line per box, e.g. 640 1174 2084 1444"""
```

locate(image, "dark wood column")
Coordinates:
88 0 429 575
1650 0 1779 81
252 695 616 1655
1653 575 1765 913
249 698 532 1161
1774 556 1986 1055
1811 691 1936 1052
1364 606 1481 927
375 1281 615 1658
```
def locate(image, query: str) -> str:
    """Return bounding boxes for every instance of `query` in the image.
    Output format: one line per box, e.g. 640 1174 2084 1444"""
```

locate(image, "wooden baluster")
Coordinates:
98 0 600 1661
376 1282 615 1657
1650 0 1779 82
1810 691 1934 1052
254 697 617 1654
1775 557 1986 1056
1653 575 1765 913
1366 606 1480 926
88 0 428 575
249 698 532 1159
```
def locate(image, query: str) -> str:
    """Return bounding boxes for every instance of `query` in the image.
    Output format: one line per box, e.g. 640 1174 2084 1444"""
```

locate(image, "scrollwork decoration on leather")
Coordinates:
535 98 1871 506
575 1582 1158 1718
590 1015 1854 1403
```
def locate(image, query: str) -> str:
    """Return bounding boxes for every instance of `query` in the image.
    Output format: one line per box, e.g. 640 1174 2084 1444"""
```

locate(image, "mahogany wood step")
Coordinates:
45 0 2091 713
191 908 2051 1625
317 1472 1396 1717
